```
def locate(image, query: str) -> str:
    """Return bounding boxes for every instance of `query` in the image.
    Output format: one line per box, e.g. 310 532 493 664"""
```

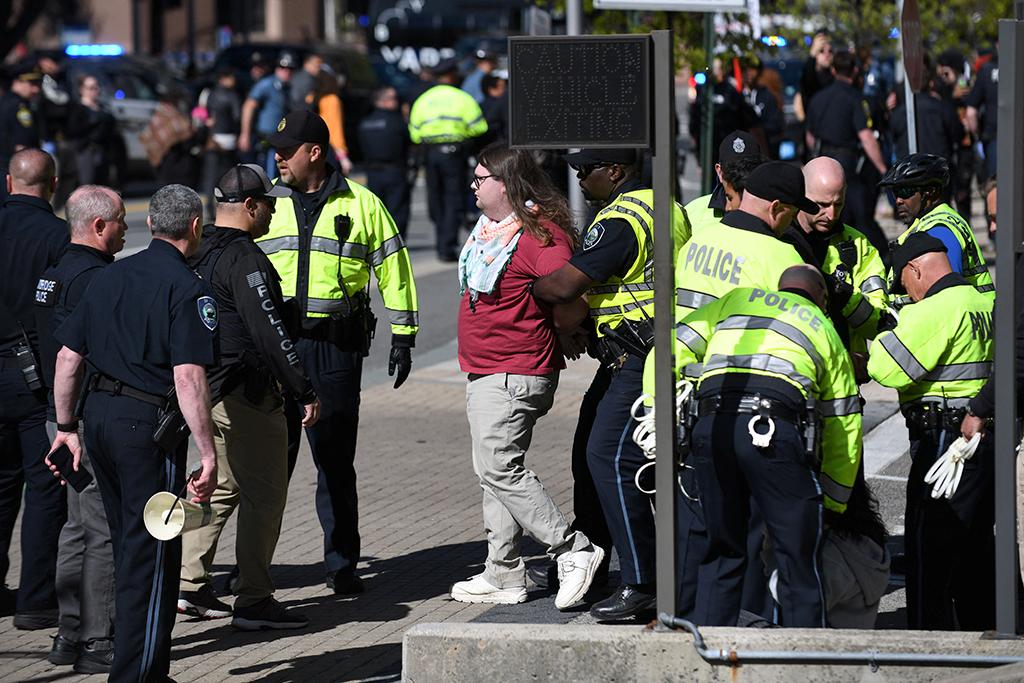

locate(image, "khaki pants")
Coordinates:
180 386 289 608
466 372 589 589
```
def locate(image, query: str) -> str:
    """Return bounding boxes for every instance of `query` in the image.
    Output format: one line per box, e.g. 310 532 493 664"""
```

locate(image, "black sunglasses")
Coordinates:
892 186 922 200
572 163 612 180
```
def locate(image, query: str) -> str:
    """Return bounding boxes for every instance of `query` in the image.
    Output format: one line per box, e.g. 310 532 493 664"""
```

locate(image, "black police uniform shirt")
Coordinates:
966 59 999 142
55 239 218 396
0 91 40 165
358 109 410 166
807 80 869 155
34 244 114 405
891 93 960 160
0 195 69 353
569 179 644 284
189 225 315 403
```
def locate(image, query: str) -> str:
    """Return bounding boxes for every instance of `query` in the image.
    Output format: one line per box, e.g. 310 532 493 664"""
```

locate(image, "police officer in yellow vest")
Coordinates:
532 148 689 621
680 265 862 627
880 153 994 309
408 58 488 262
683 131 766 227
868 233 995 631
793 157 889 354
257 110 419 594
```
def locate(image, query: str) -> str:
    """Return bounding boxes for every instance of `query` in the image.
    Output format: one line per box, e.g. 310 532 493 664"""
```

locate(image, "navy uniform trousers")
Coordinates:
0 363 65 612
585 353 706 613
692 412 826 627
905 425 995 630
423 145 468 258
84 390 185 682
286 339 363 577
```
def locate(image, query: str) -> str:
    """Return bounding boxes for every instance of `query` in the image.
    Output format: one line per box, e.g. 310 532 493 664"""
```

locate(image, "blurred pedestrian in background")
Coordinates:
966 46 999 181
935 49 976 222
314 70 353 175
358 86 412 237
462 48 497 104
201 68 242 209
66 75 117 187
796 31 834 123
240 51 296 177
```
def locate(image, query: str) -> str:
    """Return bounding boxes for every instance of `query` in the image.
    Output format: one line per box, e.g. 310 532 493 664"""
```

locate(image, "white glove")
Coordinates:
923 433 981 500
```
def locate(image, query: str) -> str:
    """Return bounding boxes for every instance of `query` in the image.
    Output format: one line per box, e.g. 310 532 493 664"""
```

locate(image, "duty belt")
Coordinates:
91 374 167 409
902 401 973 432
697 393 803 424
595 318 655 371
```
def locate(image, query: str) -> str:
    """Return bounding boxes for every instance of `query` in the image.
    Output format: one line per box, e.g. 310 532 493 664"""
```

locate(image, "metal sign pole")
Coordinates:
994 16 1023 637
651 29 679 623
699 12 715 195
566 0 587 225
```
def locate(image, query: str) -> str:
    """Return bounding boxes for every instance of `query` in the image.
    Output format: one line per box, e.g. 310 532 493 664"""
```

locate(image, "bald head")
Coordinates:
799 157 846 234
902 251 952 302
7 149 56 199
779 264 827 308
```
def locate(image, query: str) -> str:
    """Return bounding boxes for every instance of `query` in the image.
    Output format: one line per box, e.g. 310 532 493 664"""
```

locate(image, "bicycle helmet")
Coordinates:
878 153 950 189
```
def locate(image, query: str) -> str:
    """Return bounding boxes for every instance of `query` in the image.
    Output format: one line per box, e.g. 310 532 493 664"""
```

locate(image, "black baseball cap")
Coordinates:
433 57 460 76
564 148 640 168
268 109 330 149
214 164 292 203
889 232 947 293
718 131 761 166
743 161 818 214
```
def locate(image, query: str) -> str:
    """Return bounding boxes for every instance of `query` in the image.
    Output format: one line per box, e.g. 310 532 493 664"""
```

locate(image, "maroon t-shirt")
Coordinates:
457 222 573 375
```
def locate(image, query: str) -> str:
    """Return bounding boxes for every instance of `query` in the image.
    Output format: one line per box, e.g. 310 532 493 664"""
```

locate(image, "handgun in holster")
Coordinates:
802 399 822 469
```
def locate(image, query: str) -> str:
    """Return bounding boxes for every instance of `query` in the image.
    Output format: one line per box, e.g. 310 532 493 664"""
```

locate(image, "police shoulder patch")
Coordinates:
583 224 605 250
197 296 218 331
16 105 32 128
277 117 287 132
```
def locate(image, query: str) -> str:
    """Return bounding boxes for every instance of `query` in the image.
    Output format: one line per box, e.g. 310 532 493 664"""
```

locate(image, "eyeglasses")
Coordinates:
471 174 497 190
892 186 922 200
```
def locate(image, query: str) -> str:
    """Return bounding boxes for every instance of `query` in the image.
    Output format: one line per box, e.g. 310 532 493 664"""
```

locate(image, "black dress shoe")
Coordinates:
589 584 656 622
47 635 80 666
14 608 58 630
74 644 113 675
326 568 364 595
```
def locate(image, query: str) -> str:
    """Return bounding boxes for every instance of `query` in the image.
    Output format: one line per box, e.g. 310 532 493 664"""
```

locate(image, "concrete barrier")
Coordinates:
403 622 1024 682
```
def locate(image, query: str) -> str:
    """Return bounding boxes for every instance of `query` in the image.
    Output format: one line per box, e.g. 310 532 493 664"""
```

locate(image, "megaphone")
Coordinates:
143 491 213 540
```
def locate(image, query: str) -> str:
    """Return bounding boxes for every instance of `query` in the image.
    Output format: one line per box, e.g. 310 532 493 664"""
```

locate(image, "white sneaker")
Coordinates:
450 573 527 605
554 545 606 610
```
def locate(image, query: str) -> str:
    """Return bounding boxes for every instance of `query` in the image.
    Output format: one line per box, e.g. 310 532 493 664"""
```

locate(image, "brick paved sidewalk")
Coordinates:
0 352 602 682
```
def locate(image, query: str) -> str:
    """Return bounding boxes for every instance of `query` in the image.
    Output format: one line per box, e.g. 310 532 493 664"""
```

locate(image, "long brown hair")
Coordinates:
477 143 578 248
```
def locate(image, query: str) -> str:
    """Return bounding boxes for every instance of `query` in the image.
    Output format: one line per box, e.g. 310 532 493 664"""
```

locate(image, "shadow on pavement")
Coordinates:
226 642 401 682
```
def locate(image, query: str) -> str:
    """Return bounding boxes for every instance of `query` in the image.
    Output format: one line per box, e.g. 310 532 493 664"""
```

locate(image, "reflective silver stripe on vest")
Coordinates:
259 235 300 255
589 282 655 295
964 264 990 276
861 275 886 294
702 353 813 393
683 363 704 379
386 307 419 327
846 296 873 328
590 300 651 317
676 323 707 356
307 297 351 314
413 115 468 129
921 361 992 382
714 315 823 378
879 333 927 381
676 289 718 310
620 195 654 217
309 236 369 260
977 283 995 293
819 395 862 417
368 234 405 267
820 472 852 504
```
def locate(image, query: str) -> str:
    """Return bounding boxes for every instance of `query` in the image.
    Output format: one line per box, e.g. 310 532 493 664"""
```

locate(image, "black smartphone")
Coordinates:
48 445 93 493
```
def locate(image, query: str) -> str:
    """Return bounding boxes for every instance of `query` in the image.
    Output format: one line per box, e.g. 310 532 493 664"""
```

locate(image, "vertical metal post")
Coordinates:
898 0 918 154
995 17 1023 637
699 12 715 195
566 0 586 225
651 29 679 623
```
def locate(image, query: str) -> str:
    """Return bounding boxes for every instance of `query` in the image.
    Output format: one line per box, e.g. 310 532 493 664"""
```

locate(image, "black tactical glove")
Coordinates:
388 346 412 389
827 266 855 311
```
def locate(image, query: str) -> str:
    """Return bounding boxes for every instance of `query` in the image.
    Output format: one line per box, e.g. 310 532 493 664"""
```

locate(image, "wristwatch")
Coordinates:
57 420 79 433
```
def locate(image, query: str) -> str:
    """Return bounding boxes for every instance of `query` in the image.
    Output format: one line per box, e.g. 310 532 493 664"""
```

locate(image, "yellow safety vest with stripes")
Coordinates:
408 84 487 144
868 278 992 409
255 178 419 337
586 189 690 336
683 193 722 229
675 286 862 513
889 202 994 307
820 224 889 352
